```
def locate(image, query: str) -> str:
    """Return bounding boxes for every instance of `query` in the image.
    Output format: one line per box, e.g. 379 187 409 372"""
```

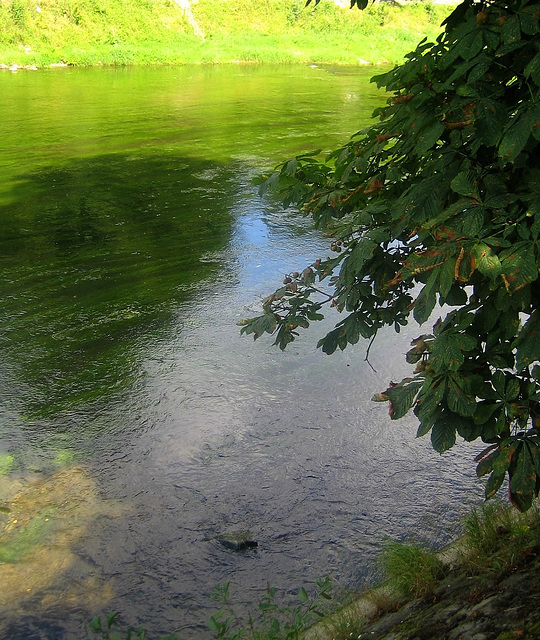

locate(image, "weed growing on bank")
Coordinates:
461 501 540 576
378 541 445 599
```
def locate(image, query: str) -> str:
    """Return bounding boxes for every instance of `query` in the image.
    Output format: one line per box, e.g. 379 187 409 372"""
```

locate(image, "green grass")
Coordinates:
0 0 453 68
376 501 540 603
461 500 540 576
379 540 446 598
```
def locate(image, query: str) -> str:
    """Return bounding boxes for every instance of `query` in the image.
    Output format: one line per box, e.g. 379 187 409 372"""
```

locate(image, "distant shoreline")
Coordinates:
0 0 453 69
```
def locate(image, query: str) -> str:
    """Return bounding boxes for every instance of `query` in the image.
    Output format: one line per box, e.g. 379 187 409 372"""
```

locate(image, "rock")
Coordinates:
217 530 258 552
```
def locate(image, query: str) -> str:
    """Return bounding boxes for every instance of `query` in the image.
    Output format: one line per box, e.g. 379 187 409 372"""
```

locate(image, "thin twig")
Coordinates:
365 333 377 373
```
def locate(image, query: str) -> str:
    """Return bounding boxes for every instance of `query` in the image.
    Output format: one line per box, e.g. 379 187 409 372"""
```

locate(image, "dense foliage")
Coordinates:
242 0 540 511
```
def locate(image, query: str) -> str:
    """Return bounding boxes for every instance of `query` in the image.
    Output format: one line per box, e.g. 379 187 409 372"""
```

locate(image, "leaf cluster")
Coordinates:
208 578 332 639
243 0 540 510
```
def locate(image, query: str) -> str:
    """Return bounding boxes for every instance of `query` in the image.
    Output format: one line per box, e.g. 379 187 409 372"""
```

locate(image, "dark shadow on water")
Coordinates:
2 617 66 640
0 153 237 419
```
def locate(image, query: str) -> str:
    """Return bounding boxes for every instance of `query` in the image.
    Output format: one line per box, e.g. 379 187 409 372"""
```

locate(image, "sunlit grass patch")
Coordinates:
0 0 452 67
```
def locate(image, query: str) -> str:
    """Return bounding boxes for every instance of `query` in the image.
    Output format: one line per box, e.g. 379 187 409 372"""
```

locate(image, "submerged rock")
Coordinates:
217 530 258 551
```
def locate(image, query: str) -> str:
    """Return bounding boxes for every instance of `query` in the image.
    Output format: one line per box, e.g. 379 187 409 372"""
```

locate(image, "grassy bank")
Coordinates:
309 501 540 640
0 0 452 68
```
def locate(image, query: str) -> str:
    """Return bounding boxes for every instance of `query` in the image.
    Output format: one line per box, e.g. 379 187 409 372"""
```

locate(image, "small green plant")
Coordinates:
89 611 178 640
379 541 445 598
208 578 333 640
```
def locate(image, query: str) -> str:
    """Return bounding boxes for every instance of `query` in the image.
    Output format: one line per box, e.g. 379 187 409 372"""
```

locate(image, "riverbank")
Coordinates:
316 553 540 639
308 502 540 640
0 0 452 68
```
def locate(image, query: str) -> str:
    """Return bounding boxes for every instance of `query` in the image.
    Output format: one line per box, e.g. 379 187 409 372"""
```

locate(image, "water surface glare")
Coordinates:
0 65 483 639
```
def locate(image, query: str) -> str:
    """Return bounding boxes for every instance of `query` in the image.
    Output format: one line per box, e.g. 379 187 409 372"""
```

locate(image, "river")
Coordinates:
0 65 483 639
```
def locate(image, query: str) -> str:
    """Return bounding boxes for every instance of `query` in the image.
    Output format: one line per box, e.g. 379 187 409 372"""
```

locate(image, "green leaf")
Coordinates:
471 243 502 280
429 332 475 371
476 449 498 477
340 239 377 286
468 58 490 83
519 6 540 34
415 122 445 155
474 402 501 425
438 257 456 299
384 379 423 420
492 444 515 476
485 471 505 499
415 378 446 423
492 371 507 395
414 286 437 325
475 100 507 146
431 417 457 453
473 305 500 334
241 313 277 341
413 270 439 325
500 245 538 293
501 13 521 45
515 310 540 370
459 206 484 238
451 412 482 441
504 378 520 401
298 587 309 602
342 312 372 343
509 443 536 511
447 377 477 417
459 29 483 60
107 612 118 630
417 419 434 438
207 616 222 634
450 171 478 197
318 327 342 355
89 618 102 633
528 441 540 478
499 105 540 161
445 284 468 306
524 51 540 86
